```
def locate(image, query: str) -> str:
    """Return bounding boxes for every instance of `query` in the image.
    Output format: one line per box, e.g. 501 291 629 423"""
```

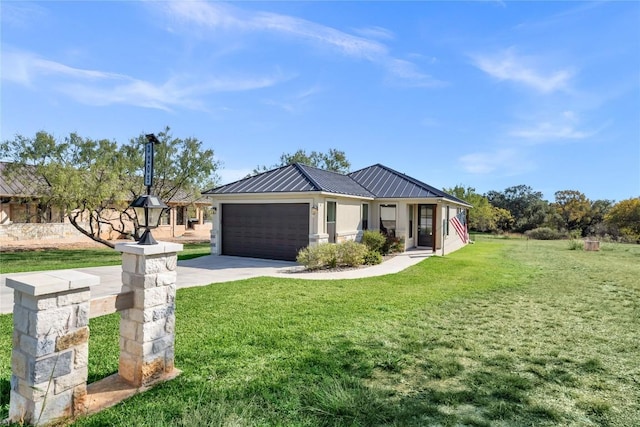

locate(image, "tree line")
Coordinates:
444 185 640 243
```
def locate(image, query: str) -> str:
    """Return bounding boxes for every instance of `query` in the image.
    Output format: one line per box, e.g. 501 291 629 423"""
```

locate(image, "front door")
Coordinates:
418 204 434 247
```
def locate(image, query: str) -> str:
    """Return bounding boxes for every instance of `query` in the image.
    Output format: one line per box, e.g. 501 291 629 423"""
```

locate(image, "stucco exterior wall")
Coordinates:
333 197 361 242
208 193 469 257
439 205 468 255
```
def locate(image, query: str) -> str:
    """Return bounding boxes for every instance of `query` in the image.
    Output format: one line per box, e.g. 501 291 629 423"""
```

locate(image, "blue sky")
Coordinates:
2 1 639 202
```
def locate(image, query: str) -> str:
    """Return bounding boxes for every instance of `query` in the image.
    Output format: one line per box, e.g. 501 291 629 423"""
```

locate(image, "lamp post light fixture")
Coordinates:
129 133 167 245
130 195 168 245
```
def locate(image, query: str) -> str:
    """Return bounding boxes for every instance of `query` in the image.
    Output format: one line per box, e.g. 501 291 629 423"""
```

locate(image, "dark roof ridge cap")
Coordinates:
296 162 353 177
299 163 376 196
347 163 384 176
293 163 323 191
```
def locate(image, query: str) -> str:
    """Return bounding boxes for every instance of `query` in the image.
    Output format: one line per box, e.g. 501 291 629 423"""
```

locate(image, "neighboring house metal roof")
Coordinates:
205 163 375 198
206 162 471 206
349 164 471 206
0 162 43 197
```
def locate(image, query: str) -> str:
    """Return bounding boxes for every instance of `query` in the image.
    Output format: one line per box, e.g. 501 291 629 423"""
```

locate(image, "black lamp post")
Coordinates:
130 194 168 245
129 133 167 245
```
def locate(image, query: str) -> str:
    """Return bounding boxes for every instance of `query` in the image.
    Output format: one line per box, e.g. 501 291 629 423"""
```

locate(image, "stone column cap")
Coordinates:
115 241 184 255
6 270 99 296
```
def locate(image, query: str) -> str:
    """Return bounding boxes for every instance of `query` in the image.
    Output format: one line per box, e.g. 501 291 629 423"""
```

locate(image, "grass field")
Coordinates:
0 237 638 426
0 243 211 274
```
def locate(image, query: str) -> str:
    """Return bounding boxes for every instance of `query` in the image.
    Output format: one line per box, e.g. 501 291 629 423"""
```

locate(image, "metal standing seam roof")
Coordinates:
298 164 374 197
206 162 470 206
349 164 472 206
0 162 44 197
205 163 375 197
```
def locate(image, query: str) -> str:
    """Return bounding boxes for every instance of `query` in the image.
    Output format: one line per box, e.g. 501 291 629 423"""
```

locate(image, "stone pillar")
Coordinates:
115 242 183 387
7 270 98 426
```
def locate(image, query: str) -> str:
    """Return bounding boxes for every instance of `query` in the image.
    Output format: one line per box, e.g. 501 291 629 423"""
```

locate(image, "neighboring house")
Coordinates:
0 162 212 244
204 163 471 261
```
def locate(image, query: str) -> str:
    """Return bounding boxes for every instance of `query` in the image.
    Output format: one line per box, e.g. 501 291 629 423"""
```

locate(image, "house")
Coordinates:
0 162 213 244
203 163 471 261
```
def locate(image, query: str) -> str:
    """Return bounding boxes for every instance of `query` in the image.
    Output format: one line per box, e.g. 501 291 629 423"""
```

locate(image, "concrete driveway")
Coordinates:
1 250 432 315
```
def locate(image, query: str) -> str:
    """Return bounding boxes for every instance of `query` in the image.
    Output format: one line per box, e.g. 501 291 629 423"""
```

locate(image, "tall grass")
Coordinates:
0 237 638 425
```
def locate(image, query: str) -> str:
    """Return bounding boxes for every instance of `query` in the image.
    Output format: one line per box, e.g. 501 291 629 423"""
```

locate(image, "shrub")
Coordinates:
382 236 405 255
361 230 386 253
363 250 383 265
337 240 368 267
567 239 584 250
297 241 369 269
525 227 565 240
387 236 405 254
296 246 323 269
318 243 338 268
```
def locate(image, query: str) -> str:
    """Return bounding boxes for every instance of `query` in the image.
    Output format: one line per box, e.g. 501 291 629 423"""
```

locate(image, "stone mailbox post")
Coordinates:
115 241 183 387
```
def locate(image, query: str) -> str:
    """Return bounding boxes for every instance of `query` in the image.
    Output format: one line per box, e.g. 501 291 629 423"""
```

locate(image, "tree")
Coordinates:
486 185 549 232
1 127 220 248
444 185 497 232
605 198 640 242
585 199 614 236
253 148 350 175
550 190 592 234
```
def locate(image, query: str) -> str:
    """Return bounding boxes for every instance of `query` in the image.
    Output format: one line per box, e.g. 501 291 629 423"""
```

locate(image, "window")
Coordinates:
203 206 214 222
327 201 337 243
327 201 336 223
380 204 396 237
176 206 185 226
362 203 369 230
446 206 450 235
159 208 171 225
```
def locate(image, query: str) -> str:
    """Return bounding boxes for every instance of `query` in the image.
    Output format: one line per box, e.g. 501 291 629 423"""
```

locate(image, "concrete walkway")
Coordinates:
0 249 433 314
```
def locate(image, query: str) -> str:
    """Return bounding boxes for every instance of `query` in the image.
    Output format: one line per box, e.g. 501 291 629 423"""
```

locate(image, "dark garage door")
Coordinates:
222 203 309 261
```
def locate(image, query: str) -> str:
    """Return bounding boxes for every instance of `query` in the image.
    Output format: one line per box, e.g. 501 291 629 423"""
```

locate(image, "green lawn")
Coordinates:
1 237 638 426
0 243 211 274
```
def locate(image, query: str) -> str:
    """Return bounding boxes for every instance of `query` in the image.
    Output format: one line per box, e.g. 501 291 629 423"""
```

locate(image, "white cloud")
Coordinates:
508 110 605 143
159 1 443 88
352 26 395 41
2 49 289 110
1 50 128 86
459 149 534 175
471 48 573 93
263 85 324 113
509 122 594 141
1 3 48 28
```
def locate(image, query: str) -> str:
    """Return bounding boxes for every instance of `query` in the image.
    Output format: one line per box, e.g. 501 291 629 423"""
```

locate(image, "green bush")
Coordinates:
525 227 565 240
363 250 383 265
297 241 369 270
318 243 338 268
384 236 405 254
337 240 368 267
567 239 584 250
296 246 323 269
361 230 386 253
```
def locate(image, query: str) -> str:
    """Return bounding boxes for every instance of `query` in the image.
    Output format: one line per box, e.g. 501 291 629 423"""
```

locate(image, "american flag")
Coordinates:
450 209 468 243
